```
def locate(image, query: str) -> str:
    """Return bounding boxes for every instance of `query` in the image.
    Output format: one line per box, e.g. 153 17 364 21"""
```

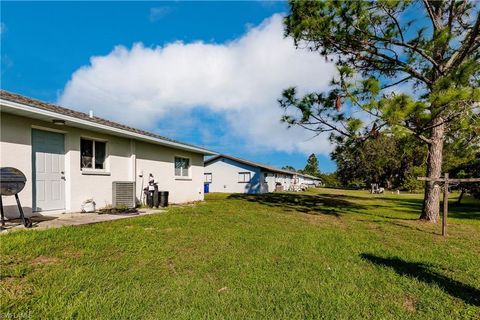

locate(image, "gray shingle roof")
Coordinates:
0 90 214 154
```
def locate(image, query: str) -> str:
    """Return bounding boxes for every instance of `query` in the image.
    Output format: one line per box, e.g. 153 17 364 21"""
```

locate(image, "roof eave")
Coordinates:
1 98 217 155
205 154 297 175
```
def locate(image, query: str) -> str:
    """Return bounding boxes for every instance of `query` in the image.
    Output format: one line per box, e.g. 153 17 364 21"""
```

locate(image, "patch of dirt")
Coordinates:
403 296 416 312
167 258 177 275
30 256 61 266
62 249 84 259
0 277 35 299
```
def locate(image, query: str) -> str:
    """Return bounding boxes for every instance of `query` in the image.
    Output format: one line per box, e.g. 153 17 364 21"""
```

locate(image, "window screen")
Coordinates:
175 157 190 177
94 141 106 169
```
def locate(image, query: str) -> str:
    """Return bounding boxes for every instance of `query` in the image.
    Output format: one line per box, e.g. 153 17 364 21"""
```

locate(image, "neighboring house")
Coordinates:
0 91 215 218
204 154 322 194
298 174 323 187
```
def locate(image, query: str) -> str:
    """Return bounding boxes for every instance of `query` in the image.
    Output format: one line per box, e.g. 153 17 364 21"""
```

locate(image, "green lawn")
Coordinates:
1 189 479 319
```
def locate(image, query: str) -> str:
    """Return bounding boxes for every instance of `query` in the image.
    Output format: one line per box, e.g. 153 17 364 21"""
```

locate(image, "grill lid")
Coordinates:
1 167 26 182
0 167 27 195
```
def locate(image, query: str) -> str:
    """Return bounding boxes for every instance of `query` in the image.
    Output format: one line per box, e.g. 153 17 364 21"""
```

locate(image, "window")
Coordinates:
238 172 251 183
95 141 106 169
175 157 190 177
204 173 212 183
81 138 106 170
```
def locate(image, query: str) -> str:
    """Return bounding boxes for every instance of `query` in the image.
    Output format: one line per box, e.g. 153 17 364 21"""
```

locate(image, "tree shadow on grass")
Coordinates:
355 209 419 221
227 193 366 217
374 197 480 220
314 192 371 201
355 219 439 235
318 190 480 220
360 253 480 307
448 201 480 220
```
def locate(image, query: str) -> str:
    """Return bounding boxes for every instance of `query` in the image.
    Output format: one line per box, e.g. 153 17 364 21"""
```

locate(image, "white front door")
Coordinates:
32 129 65 211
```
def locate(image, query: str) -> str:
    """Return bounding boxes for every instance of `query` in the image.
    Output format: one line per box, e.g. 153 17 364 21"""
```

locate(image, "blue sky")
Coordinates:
1 1 337 172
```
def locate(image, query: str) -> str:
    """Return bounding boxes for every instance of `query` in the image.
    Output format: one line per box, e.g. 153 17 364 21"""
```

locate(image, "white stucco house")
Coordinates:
0 90 215 218
204 154 322 194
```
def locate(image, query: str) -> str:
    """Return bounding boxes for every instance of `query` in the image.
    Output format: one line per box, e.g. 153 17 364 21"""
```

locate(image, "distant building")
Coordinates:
204 154 322 194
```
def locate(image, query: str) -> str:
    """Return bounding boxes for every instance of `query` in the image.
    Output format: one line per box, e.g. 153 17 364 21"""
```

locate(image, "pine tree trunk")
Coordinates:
420 121 445 223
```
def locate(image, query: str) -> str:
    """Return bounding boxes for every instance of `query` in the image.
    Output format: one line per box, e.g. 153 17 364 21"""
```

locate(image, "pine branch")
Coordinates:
351 23 442 75
360 46 433 85
381 76 413 90
423 0 442 31
381 4 405 43
445 11 480 71
447 0 456 31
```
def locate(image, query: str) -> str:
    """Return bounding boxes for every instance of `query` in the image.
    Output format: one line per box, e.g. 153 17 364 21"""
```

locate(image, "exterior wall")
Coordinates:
205 158 263 194
66 124 133 213
297 175 321 187
299 176 312 185
135 141 204 204
263 172 295 192
1 113 34 217
303 177 315 185
204 158 297 194
277 173 294 190
0 112 204 218
264 172 276 192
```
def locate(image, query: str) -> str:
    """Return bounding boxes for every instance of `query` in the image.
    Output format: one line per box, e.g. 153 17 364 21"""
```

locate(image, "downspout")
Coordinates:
129 139 139 203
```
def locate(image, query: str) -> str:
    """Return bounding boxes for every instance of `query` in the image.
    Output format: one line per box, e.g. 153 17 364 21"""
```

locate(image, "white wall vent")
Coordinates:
112 181 136 208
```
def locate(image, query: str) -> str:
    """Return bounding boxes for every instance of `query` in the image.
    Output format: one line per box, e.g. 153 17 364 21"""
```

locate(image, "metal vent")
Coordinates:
112 181 136 208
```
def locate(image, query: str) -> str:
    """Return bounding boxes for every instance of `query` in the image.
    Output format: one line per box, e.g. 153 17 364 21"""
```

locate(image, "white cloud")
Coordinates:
58 14 337 155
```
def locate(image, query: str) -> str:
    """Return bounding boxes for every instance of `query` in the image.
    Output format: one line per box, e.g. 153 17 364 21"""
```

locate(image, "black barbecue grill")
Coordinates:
0 167 32 228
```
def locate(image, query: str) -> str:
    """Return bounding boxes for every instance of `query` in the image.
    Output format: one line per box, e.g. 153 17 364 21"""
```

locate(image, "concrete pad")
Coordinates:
0 208 164 233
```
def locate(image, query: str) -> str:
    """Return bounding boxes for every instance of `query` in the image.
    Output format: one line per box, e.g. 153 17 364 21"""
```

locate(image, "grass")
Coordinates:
1 188 479 319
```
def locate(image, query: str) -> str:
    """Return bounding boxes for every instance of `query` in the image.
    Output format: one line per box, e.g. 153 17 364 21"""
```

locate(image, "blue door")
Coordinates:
32 129 65 211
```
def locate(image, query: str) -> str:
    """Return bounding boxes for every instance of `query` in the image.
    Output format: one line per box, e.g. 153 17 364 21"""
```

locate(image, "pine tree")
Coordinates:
303 154 321 177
